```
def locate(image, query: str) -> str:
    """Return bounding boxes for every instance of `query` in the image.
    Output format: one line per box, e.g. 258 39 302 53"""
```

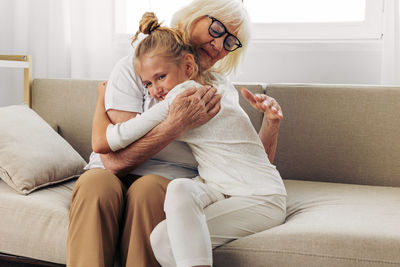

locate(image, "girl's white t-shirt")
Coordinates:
105 79 287 197
84 52 199 180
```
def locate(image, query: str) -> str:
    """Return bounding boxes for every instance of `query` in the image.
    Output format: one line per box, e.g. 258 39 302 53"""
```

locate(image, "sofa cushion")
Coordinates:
0 105 86 194
267 84 400 187
0 178 74 264
214 179 400 267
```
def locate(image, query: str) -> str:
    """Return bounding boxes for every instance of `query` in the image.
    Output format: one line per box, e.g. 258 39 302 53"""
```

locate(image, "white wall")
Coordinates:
0 1 396 106
0 71 24 106
231 40 383 84
0 40 384 106
0 41 384 106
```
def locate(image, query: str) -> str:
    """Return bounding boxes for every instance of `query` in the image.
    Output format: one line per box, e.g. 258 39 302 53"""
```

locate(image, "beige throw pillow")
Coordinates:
0 105 86 194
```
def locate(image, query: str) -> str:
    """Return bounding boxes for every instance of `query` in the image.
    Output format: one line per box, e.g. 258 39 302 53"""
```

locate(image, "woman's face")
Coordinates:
190 16 235 70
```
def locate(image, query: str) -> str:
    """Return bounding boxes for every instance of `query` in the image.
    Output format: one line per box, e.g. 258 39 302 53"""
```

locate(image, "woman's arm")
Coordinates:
240 87 283 164
100 85 221 176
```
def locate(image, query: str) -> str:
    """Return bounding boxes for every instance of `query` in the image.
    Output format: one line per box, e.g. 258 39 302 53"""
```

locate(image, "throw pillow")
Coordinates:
0 105 87 194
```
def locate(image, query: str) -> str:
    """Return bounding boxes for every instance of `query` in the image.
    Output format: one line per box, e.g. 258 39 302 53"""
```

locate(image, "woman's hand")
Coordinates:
166 85 222 135
240 87 283 124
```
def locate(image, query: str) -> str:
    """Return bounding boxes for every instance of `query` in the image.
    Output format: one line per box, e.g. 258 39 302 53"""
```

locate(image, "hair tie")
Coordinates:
150 24 160 33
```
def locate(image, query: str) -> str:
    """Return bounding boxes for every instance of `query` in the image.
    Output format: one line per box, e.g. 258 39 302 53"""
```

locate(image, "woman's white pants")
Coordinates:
150 178 286 267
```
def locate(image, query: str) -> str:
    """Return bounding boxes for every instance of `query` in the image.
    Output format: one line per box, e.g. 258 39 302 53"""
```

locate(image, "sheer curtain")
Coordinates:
0 0 131 81
381 0 400 85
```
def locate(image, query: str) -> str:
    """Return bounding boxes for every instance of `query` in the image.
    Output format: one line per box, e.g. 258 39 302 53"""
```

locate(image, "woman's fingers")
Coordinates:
177 87 198 98
196 85 221 115
205 93 222 112
200 86 217 104
169 86 222 134
195 85 214 100
178 86 216 107
207 99 221 117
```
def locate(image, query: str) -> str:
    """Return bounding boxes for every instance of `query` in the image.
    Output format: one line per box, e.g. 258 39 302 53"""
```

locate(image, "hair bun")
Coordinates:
139 12 161 34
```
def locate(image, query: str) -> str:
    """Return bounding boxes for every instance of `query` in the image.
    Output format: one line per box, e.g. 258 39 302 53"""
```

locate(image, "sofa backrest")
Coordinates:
31 79 264 162
32 79 400 188
32 79 99 161
267 84 400 187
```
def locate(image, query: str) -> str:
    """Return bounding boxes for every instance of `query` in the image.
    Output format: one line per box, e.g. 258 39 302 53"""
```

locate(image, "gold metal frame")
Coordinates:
0 55 32 107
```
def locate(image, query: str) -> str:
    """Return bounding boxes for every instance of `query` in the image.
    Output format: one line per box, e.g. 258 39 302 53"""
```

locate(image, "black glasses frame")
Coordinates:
206 15 242 52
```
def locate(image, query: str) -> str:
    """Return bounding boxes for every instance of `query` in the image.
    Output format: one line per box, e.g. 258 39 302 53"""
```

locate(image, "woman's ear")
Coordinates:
183 53 196 77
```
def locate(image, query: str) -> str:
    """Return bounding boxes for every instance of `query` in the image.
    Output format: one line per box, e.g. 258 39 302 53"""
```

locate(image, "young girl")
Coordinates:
95 12 286 267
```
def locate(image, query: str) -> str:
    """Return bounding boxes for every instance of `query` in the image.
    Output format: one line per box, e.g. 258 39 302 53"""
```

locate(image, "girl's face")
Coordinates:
138 54 189 101
190 16 237 70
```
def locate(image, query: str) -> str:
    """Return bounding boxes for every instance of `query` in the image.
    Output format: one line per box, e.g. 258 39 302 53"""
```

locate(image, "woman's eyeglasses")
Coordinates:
206 15 242 52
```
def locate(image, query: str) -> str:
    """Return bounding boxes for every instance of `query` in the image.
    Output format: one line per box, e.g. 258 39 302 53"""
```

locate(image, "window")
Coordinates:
246 0 366 23
114 0 188 35
115 0 384 40
244 0 384 40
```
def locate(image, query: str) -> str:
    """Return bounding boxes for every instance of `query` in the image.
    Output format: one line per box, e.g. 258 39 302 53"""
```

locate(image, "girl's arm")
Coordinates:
101 86 221 176
240 87 283 164
106 97 170 152
91 81 169 153
106 81 204 151
98 81 201 153
91 83 221 176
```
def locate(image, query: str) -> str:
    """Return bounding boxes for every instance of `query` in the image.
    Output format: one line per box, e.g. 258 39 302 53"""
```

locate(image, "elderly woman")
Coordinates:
66 0 285 266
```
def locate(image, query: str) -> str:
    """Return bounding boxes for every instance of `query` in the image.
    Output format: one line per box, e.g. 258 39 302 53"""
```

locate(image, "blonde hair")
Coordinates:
132 12 213 84
171 0 250 75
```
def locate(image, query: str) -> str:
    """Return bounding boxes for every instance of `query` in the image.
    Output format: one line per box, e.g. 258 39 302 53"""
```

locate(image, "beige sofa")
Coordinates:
1 79 400 267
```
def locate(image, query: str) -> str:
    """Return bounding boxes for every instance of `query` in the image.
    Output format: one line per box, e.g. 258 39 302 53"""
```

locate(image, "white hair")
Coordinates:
171 0 250 75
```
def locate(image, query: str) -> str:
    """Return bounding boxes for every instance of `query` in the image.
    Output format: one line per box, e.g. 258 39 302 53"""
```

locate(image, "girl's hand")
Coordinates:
240 87 283 123
241 87 282 163
91 81 113 154
97 81 107 100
